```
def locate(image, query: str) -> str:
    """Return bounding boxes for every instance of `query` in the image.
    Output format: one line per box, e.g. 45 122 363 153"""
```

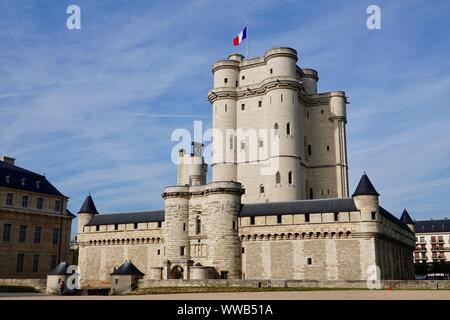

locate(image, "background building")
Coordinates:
414 218 450 263
0 156 73 279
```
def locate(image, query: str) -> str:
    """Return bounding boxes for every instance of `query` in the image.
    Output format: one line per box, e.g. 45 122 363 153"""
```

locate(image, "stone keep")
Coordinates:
208 48 348 203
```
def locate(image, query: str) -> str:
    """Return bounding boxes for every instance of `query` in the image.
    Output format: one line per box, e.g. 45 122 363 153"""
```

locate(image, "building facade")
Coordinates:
76 47 415 289
414 219 450 263
0 156 73 279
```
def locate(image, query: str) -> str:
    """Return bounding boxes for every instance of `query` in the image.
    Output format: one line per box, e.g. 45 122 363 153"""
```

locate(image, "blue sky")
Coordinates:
1 0 449 238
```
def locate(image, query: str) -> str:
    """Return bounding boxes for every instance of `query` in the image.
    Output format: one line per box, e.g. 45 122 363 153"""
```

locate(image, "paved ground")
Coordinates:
2 290 450 300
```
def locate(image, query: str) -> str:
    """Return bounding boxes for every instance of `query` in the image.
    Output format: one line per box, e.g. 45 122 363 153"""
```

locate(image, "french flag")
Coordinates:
233 26 247 46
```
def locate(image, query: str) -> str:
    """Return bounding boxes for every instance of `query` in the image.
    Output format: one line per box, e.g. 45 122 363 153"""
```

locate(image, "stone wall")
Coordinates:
137 278 450 290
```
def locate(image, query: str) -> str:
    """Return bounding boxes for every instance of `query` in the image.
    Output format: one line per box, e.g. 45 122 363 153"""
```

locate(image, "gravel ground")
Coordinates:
2 289 450 300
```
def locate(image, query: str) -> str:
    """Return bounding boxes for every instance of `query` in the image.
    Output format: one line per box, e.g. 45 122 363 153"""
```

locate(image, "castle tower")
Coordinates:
210 54 240 182
77 194 99 233
208 47 349 203
162 186 190 279
177 142 207 187
203 181 244 279
352 173 380 221
400 209 415 233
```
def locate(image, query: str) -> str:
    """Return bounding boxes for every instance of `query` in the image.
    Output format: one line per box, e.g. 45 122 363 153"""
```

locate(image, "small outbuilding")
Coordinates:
110 260 145 295
46 262 71 295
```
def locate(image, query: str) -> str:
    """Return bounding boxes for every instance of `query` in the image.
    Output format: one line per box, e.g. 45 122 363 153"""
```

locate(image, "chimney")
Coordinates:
1 156 15 165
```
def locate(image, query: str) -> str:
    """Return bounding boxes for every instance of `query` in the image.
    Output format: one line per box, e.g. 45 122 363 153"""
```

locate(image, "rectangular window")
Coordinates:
371 211 376 220
16 254 24 273
241 104 245 111
134 223 138 229
438 236 444 242
235 81 238 87
420 236 425 243
3 224 11 242
240 141 245 150
224 78 228 83
157 249 160 255
32 254 39 273
229 136 233 150
232 221 236 230
95 225 100 232
307 145 312 156
270 68 273 74
183 223 186 232
114 224 118 231
54 200 61 212
22 195 29 208
258 101 262 107
34 226 42 244
307 258 312 265
158 221 162 228
281 94 283 102
242 247 245 254
250 216 255 225
37 198 44 210
180 246 186 256
51 255 58 270
19 225 26 242
309 188 313 199
52 228 60 245
6 193 13 206
259 139 263 148
220 271 228 279
305 214 310 223
277 215 282 224
334 212 339 222
241 75 245 80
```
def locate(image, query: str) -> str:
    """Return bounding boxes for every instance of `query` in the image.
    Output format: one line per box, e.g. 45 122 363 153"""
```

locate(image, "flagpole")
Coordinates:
245 25 249 59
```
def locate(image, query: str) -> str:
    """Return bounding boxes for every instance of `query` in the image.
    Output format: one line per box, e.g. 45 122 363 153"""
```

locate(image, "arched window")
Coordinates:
288 171 293 184
276 172 281 184
274 123 279 135
259 184 265 194
286 122 291 135
224 104 227 112
196 216 201 234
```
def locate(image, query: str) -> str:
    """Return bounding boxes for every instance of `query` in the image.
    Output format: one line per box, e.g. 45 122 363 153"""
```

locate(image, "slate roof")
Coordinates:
86 210 164 226
379 206 411 232
78 195 99 215
352 173 380 197
400 209 415 225
240 198 412 233
48 262 70 275
110 260 145 276
0 159 65 197
416 220 450 233
239 198 358 217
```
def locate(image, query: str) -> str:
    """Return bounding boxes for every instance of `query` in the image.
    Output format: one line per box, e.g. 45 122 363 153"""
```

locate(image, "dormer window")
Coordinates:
21 178 26 186
36 181 41 189
5 176 10 184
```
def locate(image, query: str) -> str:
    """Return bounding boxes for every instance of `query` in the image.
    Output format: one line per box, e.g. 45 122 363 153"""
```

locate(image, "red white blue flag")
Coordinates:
233 26 247 46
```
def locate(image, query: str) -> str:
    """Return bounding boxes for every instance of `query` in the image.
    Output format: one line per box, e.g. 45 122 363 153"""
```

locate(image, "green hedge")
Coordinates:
415 262 450 275
0 285 38 293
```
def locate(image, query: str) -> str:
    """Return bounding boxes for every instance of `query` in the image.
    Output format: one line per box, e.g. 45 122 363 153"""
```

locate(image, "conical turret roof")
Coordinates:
110 260 144 276
78 194 99 214
352 173 380 197
400 208 415 225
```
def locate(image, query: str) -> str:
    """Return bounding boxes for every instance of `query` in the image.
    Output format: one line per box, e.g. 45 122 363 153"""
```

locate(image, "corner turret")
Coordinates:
400 208 415 233
77 194 99 233
352 173 379 221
